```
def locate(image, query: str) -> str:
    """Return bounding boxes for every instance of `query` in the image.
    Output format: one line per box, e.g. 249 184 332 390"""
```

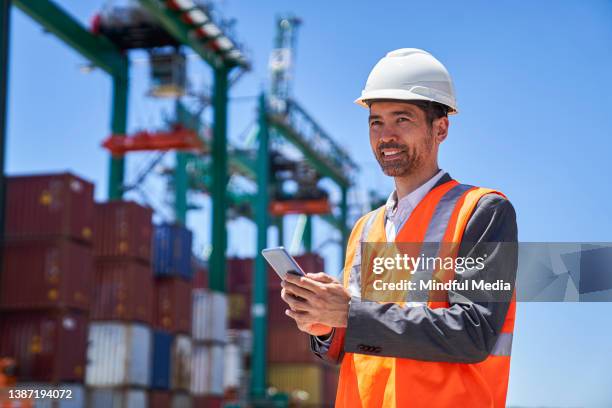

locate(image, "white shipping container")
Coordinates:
190 344 225 396
171 334 193 391
14 383 84 408
224 343 242 389
85 322 152 387
87 388 147 408
228 329 252 355
192 289 227 342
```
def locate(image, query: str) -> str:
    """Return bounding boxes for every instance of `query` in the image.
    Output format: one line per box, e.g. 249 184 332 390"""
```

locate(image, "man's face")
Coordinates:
368 101 444 177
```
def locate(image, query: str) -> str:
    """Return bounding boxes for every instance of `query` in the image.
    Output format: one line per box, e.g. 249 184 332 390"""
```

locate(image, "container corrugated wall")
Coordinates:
151 330 173 390
85 322 151 387
191 289 227 342
5 173 94 243
1 238 93 311
153 224 193 279
93 201 153 262
92 259 153 324
171 334 192 391
87 388 147 408
190 344 224 396
0 310 88 382
154 277 192 334
223 343 242 390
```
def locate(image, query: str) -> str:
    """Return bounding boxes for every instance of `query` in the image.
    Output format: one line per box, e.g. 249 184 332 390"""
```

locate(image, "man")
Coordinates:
280 48 518 407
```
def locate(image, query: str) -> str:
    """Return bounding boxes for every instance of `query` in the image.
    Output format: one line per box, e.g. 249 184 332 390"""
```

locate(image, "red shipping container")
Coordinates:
149 390 171 408
5 173 94 243
193 396 223 408
268 326 319 364
154 277 192 334
0 309 88 382
192 259 208 290
94 201 153 263
1 239 93 311
91 259 154 324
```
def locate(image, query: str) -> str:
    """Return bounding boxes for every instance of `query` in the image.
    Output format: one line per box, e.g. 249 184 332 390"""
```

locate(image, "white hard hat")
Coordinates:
355 48 458 114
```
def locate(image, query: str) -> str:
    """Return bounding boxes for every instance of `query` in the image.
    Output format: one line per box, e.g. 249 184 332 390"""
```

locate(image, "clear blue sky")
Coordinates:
5 1 612 406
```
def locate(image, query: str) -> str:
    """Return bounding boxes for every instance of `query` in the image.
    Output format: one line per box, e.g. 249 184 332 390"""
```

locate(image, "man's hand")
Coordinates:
280 272 351 335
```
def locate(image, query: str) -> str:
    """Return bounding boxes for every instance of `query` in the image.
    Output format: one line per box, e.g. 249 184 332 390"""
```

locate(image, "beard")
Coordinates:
374 132 434 177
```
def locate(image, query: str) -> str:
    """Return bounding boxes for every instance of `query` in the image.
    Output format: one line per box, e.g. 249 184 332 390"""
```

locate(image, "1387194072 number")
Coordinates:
8 389 73 399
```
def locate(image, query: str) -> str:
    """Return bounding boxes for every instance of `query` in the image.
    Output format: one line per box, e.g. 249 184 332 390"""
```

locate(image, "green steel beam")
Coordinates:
174 152 188 224
267 114 350 188
107 74 129 200
13 0 128 78
209 66 229 292
303 215 312 252
276 216 284 247
251 93 270 399
138 0 228 70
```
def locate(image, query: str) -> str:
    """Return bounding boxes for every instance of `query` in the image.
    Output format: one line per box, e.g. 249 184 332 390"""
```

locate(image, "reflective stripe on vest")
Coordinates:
491 332 513 357
406 183 475 303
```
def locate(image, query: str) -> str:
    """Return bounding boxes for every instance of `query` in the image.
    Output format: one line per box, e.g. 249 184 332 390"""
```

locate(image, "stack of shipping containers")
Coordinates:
86 200 154 407
228 254 339 407
150 224 194 408
191 261 228 408
1 173 95 406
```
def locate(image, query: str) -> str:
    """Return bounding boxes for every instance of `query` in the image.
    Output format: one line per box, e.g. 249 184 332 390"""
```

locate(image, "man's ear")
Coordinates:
433 117 449 143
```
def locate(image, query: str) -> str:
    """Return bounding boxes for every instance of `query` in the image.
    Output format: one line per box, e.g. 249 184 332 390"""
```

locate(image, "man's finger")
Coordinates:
285 309 313 324
282 280 316 301
306 272 335 283
280 289 310 312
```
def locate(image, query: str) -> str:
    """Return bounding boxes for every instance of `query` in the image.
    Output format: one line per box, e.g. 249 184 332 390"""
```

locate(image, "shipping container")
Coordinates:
0 310 88 382
171 335 192 391
227 292 249 330
192 396 223 408
171 392 192 408
1 238 93 311
94 201 153 263
85 322 152 387
87 388 147 408
268 364 324 406
13 382 85 408
5 173 94 243
192 258 208 290
190 344 224 396
223 343 242 390
268 326 318 364
92 259 153 324
227 329 252 356
154 277 192 334
150 330 173 390
149 390 171 408
191 289 227 342
152 224 193 279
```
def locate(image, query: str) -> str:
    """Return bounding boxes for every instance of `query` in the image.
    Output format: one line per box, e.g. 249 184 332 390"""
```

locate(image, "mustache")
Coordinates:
377 142 407 152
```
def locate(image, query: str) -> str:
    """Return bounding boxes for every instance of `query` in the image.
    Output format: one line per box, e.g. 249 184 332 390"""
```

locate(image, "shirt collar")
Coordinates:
385 169 447 217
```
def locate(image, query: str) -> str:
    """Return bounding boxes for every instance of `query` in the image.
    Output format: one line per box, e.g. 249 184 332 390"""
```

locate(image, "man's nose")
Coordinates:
377 124 398 143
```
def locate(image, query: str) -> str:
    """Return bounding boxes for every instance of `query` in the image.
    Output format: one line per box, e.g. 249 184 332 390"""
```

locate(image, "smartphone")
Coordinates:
261 246 306 280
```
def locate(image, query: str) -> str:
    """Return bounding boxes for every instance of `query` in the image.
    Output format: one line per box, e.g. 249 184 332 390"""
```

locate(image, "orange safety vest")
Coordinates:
334 179 516 408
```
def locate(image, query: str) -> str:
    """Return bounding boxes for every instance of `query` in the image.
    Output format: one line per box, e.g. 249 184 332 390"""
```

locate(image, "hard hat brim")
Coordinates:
354 89 458 114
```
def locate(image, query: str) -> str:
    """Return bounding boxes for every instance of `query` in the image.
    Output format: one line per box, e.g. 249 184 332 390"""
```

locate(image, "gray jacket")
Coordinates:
310 174 518 364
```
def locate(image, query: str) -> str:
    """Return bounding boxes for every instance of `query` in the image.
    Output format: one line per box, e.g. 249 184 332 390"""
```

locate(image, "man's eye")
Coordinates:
397 117 409 123
370 121 382 127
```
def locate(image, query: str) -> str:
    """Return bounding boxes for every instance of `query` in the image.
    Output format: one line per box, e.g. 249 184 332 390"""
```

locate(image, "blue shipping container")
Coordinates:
153 224 193 280
151 330 173 390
